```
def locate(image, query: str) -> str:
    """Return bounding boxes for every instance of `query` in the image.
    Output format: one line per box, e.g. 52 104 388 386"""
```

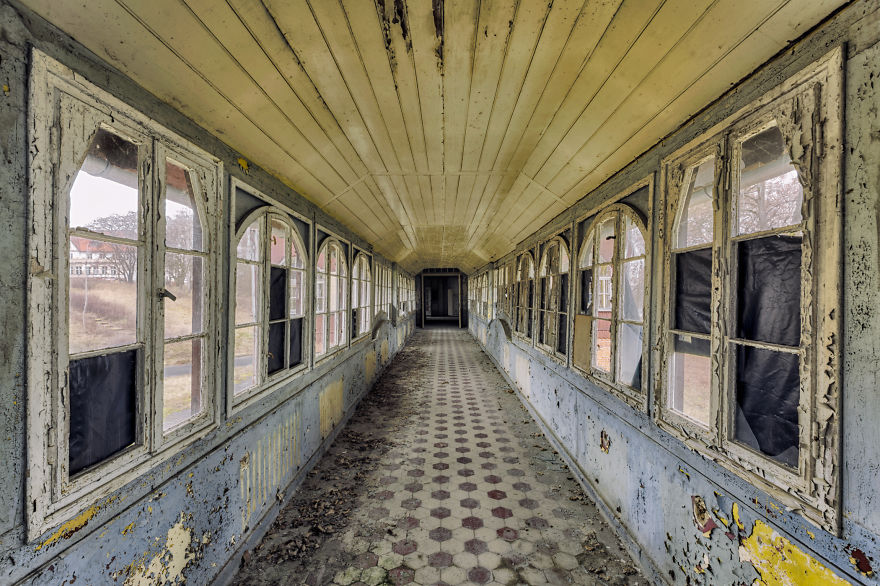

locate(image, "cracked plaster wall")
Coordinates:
470 2 880 584
0 2 416 583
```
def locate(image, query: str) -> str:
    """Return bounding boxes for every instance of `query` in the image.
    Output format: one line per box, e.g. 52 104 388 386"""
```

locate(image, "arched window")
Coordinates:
515 253 535 337
352 252 372 338
315 239 348 357
232 210 308 398
574 205 648 395
537 238 570 356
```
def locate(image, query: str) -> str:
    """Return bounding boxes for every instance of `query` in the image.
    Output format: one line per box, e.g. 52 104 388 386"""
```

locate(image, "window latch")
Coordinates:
158 288 177 302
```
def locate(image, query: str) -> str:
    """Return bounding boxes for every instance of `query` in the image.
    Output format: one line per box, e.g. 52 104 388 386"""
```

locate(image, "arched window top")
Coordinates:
580 204 648 269
539 237 570 276
673 155 716 249
352 252 371 281
517 253 535 280
235 208 309 269
317 238 347 276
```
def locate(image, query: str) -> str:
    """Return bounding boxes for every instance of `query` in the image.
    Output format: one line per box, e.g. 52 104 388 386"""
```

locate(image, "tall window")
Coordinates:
27 52 220 536
315 240 348 357
537 238 570 356
574 204 648 400
375 263 392 317
657 49 842 532
515 254 535 338
232 210 308 398
352 253 372 338
398 273 413 316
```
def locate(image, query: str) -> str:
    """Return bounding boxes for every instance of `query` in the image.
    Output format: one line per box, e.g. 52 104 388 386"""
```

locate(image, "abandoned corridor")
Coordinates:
234 328 646 585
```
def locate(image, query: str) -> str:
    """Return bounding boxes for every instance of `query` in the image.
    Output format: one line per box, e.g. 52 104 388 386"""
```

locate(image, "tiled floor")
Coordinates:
234 328 647 585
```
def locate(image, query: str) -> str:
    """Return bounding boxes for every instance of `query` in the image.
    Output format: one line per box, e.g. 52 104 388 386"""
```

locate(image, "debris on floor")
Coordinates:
234 329 647 585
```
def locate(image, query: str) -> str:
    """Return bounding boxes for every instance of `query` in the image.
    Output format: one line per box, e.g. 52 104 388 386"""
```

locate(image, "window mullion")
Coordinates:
260 216 270 385
147 137 163 453
713 143 731 447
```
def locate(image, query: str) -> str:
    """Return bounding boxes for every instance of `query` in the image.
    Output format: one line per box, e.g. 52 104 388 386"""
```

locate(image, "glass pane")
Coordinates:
597 218 615 262
734 345 799 467
594 265 613 317
621 259 644 322
329 245 338 274
338 274 347 310
624 216 645 258
677 157 715 249
591 319 612 373
164 253 203 338
235 262 260 325
352 277 359 309
289 270 304 318
317 249 326 272
668 334 711 425
316 272 326 313
737 125 803 236
69 128 139 240
163 338 202 430
68 237 138 355
617 323 642 389
338 310 347 344
580 235 594 268
673 249 712 335
237 220 261 261
329 275 339 312
361 280 369 309
233 326 258 394
290 235 305 269
165 160 203 251
328 311 337 348
315 313 327 356
270 219 287 265
559 244 570 273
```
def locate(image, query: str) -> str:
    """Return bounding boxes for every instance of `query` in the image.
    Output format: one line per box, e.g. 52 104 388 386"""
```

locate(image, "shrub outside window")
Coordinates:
315 239 348 358
231 207 308 402
656 49 843 532
573 204 648 406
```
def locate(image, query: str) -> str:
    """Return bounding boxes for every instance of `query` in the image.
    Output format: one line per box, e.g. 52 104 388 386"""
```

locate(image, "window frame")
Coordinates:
227 182 312 412
573 181 651 409
26 50 222 539
351 251 373 340
513 252 536 340
314 236 350 361
654 48 843 533
536 235 571 360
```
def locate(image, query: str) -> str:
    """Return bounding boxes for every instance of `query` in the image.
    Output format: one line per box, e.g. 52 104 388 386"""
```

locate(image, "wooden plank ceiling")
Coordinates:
23 0 845 272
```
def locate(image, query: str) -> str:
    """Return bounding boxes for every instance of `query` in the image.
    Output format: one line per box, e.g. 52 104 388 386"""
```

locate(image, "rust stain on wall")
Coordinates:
849 548 874 577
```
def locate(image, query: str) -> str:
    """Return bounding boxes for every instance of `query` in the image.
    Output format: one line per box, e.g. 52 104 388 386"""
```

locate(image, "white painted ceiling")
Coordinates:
23 0 845 272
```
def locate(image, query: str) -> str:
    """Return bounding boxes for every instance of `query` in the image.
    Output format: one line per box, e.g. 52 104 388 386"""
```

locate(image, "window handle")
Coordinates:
158 288 177 302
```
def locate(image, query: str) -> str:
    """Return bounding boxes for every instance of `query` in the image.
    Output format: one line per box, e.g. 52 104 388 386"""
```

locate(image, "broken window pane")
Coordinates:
734 345 799 467
617 323 642 389
269 266 287 321
165 161 203 251
69 348 138 474
163 338 202 430
668 335 711 425
164 253 203 339
598 218 615 262
621 259 644 322
68 237 138 355
270 219 287 265
69 128 139 240
624 216 645 258
235 262 260 324
673 249 712 334
677 157 715 249
233 325 258 394
736 125 803 236
237 220 261 261
267 321 285 375
737 235 802 347
592 318 611 373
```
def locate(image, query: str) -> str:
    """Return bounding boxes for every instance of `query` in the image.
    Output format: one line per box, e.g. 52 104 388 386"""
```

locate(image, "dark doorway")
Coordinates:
422 274 461 327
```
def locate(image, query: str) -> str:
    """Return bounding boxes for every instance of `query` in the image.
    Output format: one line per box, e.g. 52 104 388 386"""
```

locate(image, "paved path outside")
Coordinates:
234 328 648 585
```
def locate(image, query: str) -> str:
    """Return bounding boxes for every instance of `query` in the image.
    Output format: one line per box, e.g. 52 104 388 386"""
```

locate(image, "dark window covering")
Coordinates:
233 187 265 226
734 346 800 467
674 248 712 334
269 266 287 321
267 322 285 375
580 269 593 315
69 349 138 474
737 235 802 347
289 317 303 367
